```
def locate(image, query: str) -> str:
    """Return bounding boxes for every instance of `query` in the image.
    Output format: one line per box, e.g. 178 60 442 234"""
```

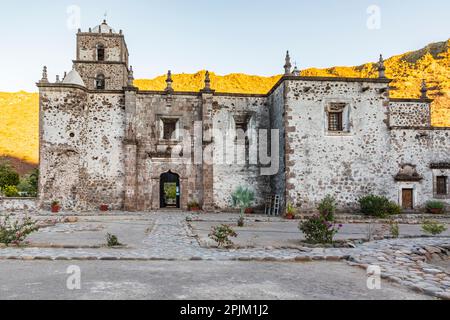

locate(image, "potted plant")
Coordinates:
231 186 255 227
51 200 60 213
187 200 201 212
285 203 296 220
425 201 445 214
100 204 109 212
245 208 254 214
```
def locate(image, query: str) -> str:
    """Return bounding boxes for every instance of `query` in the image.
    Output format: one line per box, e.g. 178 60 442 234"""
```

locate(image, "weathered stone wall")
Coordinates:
74 63 128 91
282 79 393 211
0 198 37 212
268 83 286 209
211 94 270 209
131 93 203 210
77 33 128 63
389 100 431 127
389 128 450 208
39 86 125 211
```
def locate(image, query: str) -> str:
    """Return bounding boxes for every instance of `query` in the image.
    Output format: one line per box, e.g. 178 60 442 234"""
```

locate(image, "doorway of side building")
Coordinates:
160 171 180 209
401 189 414 210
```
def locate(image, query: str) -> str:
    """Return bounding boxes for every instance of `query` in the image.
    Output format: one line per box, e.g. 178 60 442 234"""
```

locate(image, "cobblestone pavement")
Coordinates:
0 212 449 299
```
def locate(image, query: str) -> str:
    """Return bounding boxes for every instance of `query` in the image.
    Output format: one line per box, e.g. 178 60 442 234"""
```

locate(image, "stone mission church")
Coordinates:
37 20 450 212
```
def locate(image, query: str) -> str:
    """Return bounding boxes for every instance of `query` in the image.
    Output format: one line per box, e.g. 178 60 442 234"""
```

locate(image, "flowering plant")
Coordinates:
299 214 342 244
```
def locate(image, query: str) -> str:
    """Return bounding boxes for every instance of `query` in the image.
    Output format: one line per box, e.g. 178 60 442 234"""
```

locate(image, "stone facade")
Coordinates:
36 21 450 212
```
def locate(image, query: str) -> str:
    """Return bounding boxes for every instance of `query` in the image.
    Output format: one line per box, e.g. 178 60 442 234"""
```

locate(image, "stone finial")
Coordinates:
89 27 92 32
204 71 211 90
127 66 134 86
77 28 81 33
63 71 67 81
284 51 292 75
56 75 61 83
40 66 48 83
292 62 300 76
421 79 428 100
378 54 386 78
165 70 174 93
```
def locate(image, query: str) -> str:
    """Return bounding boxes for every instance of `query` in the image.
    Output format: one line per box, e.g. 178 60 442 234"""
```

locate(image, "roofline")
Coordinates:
389 98 434 103
266 75 392 96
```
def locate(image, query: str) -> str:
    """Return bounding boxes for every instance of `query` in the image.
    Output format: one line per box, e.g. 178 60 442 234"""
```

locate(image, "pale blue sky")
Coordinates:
1 0 449 92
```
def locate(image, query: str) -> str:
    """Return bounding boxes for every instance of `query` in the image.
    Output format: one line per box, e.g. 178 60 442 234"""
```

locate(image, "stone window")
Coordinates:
95 74 105 90
328 111 343 132
326 103 349 134
159 117 180 141
437 176 448 195
97 44 105 61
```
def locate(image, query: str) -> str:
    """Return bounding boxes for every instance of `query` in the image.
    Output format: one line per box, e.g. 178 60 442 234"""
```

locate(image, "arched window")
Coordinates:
96 44 105 61
95 74 105 90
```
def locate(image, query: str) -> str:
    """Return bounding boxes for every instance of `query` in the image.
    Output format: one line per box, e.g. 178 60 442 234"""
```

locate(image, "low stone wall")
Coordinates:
0 197 38 212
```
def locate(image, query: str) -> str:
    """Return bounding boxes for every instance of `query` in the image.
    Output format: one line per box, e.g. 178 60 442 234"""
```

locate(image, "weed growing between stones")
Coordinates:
208 224 237 247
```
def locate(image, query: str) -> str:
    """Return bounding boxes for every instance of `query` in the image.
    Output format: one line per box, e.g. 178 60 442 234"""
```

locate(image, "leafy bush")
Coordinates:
299 215 342 244
0 164 19 190
317 195 336 221
16 169 39 197
231 186 255 227
359 195 400 217
2 185 19 197
209 224 237 247
187 200 201 210
106 233 122 247
422 220 447 235
426 201 445 211
0 215 39 246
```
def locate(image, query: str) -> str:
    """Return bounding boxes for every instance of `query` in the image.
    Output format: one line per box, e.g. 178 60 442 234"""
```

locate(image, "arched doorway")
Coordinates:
160 171 180 209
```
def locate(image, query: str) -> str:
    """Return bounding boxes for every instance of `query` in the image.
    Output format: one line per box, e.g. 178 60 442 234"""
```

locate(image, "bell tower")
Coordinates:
73 20 129 90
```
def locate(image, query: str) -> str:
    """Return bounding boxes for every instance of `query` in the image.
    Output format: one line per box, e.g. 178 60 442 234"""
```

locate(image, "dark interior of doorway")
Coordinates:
160 171 180 209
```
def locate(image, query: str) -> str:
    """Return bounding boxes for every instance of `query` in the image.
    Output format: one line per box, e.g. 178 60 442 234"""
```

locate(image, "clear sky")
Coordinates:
1 0 449 92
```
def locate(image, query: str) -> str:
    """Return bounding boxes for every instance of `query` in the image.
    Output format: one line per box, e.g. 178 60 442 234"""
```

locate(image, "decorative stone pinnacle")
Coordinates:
165 70 174 92
63 71 67 80
56 75 60 83
378 54 386 78
421 79 428 100
284 51 292 75
40 66 48 83
204 71 211 90
292 62 300 76
127 66 134 86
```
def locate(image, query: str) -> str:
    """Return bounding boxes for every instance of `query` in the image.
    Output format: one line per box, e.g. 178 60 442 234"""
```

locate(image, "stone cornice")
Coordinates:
390 98 434 103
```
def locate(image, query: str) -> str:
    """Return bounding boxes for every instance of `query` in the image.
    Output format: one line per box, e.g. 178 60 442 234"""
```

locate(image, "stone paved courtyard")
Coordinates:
0 211 449 299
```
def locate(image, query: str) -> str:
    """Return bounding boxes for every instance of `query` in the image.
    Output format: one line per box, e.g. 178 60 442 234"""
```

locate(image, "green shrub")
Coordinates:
231 186 255 227
187 200 201 210
359 195 400 217
299 215 342 244
106 233 122 247
0 215 39 246
426 201 445 210
389 220 400 238
317 195 336 221
422 220 447 236
386 202 402 215
0 164 19 189
2 185 19 197
209 224 237 247
17 169 39 197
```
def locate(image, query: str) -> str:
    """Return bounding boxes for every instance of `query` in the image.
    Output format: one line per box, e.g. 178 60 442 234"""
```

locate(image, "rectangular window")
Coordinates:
328 112 343 132
162 119 177 140
437 176 448 195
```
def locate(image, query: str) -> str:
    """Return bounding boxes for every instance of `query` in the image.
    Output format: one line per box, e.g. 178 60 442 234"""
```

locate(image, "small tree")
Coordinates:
231 186 255 227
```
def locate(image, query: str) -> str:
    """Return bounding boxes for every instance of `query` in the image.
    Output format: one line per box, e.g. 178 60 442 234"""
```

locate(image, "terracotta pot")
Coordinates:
100 205 109 212
245 208 254 214
190 207 201 212
285 214 295 220
430 208 443 215
51 206 60 213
